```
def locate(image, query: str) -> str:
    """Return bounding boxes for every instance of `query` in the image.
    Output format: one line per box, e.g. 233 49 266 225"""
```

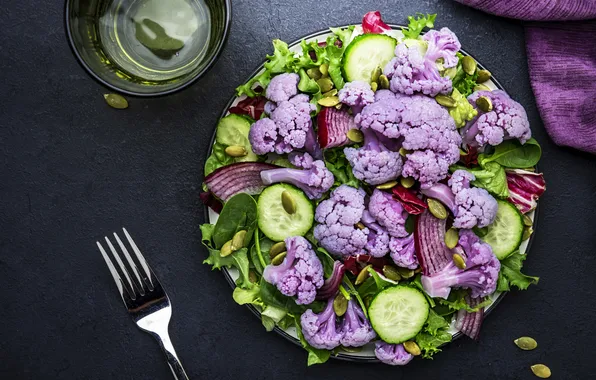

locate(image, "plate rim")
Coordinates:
203 24 540 363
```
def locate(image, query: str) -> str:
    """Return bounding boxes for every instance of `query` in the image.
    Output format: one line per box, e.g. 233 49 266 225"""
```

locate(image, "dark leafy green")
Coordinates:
294 315 331 366
212 193 257 249
414 308 452 359
482 138 542 168
498 253 539 291
259 279 325 315
204 142 234 176
315 247 336 278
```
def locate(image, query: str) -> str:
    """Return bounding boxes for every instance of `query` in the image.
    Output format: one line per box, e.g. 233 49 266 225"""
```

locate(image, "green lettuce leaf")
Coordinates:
324 147 361 189
498 253 539 291
451 155 509 198
438 288 492 312
425 309 450 335
297 68 320 94
294 315 331 366
402 13 437 40
452 52 479 97
415 330 452 359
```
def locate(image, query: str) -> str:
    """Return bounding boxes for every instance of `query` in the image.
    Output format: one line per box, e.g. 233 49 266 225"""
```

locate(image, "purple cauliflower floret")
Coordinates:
374 342 414 366
314 185 368 257
421 229 500 299
420 170 498 229
288 152 314 169
402 150 458 189
360 210 390 258
340 300 376 347
266 73 299 102
355 98 403 139
263 236 324 305
300 298 342 350
338 81 375 114
260 160 334 200
389 234 418 269
264 101 277 115
383 28 461 97
344 128 403 186
368 189 408 238
462 90 531 148
374 89 396 102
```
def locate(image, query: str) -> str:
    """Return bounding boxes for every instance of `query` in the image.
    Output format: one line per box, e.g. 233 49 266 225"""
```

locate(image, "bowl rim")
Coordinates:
63 0 232 97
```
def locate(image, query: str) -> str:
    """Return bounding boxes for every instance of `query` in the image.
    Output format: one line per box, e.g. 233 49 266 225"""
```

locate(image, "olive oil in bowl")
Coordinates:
97 0 211 82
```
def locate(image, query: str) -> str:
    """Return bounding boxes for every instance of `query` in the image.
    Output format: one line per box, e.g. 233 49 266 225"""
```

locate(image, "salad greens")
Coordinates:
200 10 544 367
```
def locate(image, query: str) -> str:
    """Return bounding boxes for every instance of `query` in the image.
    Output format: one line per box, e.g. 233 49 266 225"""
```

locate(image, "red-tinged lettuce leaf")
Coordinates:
392 185 428 215
506 169 546 213
362 11 391 34
228 95 267 120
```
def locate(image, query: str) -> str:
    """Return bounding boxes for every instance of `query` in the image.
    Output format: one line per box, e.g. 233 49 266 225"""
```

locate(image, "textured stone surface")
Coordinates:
1 1 595 379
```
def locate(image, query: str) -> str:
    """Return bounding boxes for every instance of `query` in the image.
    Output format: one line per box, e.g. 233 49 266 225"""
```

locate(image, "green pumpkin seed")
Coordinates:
371 66 382 83
462 56 477 76
355 265 372 285
403 341 421 356
225 145 248 157
476 69 491 83
316 77 334 93
319 63 329 77
376 181 398 190
364 295 373 309
340 345 363 353
474 84 491 92
414 267 422 274
323 89 338 98
317 96 340 107
347 129 364 143
531 364 551 378
397 267 415 279
379 74 390 89
104 93 128 109
307 67 322 80
333 293 348 316
445 228 459 249
452 253 466 269
269 241 286 259
427 198 448 220
355 222 366 230
522 227 533 241
435 94 457 108
371 81 378 92
523 214 533 227
443 66 457 79
514 336 538 351
399 148 411 157
400 177 415 189
220 240 234 257
249 269 258 284
382 265 401 281
281 190 297 215
476 96 493 112
231 230 247 251
271 251 287 266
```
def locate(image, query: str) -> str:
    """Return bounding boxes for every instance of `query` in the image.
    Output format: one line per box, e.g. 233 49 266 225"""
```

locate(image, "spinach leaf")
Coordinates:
482 138 542 168
259 279 324 315
213 193 257 249
294 315 331 366
204 142 234 176
315 247 336 277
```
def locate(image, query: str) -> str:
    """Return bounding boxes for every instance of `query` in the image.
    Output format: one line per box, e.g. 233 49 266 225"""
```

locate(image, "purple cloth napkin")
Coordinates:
456 0 596 154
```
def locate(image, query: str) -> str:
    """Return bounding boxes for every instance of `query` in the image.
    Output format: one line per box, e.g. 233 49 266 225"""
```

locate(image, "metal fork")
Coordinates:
96 228 189 380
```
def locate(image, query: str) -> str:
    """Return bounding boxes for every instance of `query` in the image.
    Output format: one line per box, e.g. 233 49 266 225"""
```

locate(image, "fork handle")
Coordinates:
155 332 189 380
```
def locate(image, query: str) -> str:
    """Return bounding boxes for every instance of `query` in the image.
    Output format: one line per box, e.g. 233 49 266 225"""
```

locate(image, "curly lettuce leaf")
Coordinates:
438 288 492 312
449 88 477 128
452 52 479 97
402 13 437 40
297 68 320 94
415 309 452 359
324 147 361 189
498 253 539 291
451 155 509 198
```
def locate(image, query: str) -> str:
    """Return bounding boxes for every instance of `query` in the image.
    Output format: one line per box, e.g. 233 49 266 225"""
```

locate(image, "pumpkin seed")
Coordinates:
435 94 457 108
335 103 343 110
271 251 287 266
476 96 493 112
531 364 551 378
317 96 340 107
376 181 398 190
371 81 378 92
523 214 533 227
316 77 334 93
382 265 401 281
355 265 372 285
323 89 338 98
514 336 538 351
269 241 286 259
397 267 415 279
249 270 258 284
399 148 411 157
104 93 129 109
333 293 348 316
427 198 448 219
522 227 533 241
476 69 491 83
225 145 248 157
445 228 459 249
379 74 390 89
400 177 415 189
452 253 466 269
414 267 422 274
220 240 234 257
281 190 297 215
443 66 457 79
371 66 382 83
403 341 421 356
474 84 491 92
340 345 363 353
319 63 329 77
355 222 366 230
462 56 477 76
231 230 247 251
307 67 322 80
347 129 364 143
364 295 373 309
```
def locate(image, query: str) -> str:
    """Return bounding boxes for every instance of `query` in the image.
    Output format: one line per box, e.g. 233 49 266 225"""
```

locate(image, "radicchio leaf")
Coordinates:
228 94 267 120
505 169 546 213
362 11 391 34
392 185 428 215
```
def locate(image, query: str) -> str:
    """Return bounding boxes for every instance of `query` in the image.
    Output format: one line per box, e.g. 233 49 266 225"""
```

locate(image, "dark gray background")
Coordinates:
1 0 595 379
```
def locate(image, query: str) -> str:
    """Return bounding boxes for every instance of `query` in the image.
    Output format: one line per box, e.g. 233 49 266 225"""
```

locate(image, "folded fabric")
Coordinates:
456 0 596 154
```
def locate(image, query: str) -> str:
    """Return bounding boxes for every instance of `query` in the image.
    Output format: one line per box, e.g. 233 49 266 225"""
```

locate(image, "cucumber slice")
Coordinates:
481 200 524 260
257 184 314 242
216 114 258 162
369 286 429 344
342 34 397 83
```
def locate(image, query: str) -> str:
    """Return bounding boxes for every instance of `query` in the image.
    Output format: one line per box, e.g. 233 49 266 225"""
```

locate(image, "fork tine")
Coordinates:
104 236 136 295
113 232 144 295
122 228 154 289
96 241 125 300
